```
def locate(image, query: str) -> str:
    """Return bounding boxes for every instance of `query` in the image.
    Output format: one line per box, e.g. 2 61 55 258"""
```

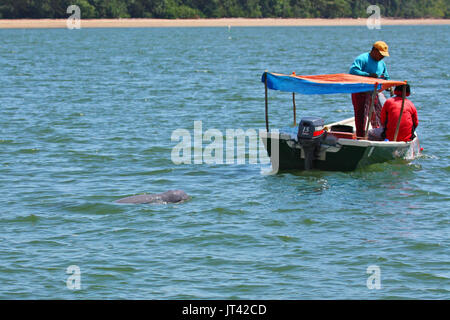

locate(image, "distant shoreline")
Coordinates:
0 18 449 29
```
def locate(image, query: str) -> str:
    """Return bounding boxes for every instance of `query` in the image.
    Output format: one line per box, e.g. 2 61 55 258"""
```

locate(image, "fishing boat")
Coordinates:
259 71 421 172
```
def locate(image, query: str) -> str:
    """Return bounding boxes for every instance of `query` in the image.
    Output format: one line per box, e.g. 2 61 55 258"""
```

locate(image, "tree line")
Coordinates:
0 0 448 19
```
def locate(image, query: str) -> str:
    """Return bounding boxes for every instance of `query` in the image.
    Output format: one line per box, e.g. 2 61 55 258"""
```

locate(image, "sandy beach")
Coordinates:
0 18 449 29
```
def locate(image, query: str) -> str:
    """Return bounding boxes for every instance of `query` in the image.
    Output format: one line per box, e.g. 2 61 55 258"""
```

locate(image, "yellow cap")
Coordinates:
373 41 389 57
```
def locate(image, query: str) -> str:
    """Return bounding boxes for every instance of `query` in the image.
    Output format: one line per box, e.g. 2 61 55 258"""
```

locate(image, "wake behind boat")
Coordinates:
260 71 421 172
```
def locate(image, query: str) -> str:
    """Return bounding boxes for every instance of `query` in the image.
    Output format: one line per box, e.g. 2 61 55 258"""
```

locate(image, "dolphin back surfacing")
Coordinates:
115 190 189 204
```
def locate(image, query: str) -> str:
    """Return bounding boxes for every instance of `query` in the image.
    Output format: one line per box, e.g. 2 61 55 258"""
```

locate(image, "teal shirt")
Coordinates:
349 52 390 80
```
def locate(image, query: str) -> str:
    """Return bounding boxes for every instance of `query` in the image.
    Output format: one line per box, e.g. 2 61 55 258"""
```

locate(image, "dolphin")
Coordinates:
115 190 189 204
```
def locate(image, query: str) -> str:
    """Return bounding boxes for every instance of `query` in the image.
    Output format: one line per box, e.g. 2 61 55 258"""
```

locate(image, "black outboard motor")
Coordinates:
297 117 326 170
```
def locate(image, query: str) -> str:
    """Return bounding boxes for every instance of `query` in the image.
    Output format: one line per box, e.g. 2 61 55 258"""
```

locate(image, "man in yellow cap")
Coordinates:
349 41 393 137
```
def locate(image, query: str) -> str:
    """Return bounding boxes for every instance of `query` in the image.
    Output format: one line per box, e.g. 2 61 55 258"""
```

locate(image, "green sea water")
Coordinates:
0 25 448 299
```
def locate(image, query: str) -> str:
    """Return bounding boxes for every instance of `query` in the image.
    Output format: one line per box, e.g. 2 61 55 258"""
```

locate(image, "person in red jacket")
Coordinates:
369 84 418 141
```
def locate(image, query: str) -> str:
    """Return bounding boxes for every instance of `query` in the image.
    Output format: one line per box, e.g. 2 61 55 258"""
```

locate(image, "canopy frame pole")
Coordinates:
292 93 296 126
264 72 269 132
393 82 407 142
364 83 378 139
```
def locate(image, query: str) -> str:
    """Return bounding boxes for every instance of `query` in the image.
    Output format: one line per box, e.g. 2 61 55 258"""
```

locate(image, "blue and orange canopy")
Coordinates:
262 72 406 95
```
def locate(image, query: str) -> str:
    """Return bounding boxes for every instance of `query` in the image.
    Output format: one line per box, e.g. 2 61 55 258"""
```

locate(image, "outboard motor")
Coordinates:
297 117 326 170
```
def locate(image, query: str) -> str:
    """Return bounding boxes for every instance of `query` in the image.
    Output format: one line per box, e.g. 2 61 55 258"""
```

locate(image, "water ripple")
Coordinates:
0 26 448 299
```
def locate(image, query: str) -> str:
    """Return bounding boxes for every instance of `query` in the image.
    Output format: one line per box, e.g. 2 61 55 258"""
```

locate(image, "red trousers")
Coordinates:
351 92 383 137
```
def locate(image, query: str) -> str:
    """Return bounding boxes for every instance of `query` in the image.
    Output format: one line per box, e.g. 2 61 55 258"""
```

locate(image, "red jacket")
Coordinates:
380 96 418 142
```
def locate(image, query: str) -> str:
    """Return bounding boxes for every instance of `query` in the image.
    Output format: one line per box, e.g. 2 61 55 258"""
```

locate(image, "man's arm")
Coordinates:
411 103 419 128
381 62 390 80
349 56 370 77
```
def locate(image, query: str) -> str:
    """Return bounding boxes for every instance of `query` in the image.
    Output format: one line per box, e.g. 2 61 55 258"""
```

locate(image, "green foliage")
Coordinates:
164 0 203 18
0 0 448 19
73 0 96 18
